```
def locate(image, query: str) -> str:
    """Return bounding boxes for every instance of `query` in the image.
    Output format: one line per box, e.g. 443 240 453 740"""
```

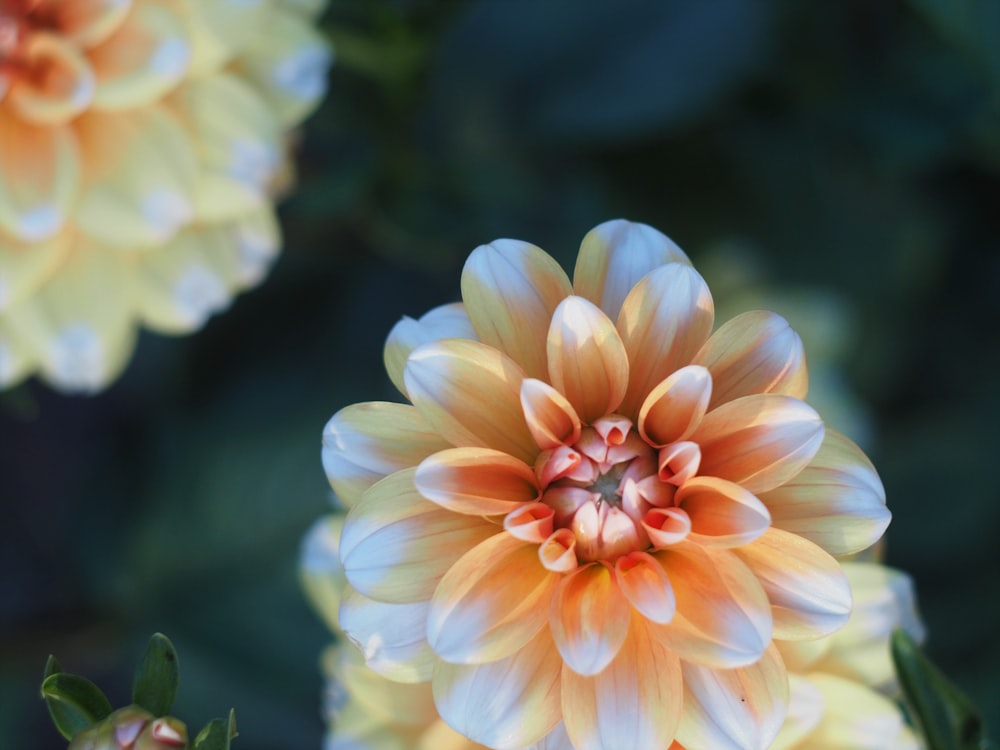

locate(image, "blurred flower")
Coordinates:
67 706 187 750
0 0 331 392
322 219 892 749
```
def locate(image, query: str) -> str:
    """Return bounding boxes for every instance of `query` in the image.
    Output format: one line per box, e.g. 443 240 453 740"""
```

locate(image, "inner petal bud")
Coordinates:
572 502 646 563
658 440 701 486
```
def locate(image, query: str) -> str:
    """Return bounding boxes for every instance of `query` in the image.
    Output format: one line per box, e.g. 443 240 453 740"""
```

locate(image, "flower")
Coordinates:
324 220 892 750
0 0 332 392
68 706 188 750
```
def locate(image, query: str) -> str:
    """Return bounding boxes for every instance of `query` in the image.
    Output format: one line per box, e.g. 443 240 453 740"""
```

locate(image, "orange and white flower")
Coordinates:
323 220 892 750
0 0 331 392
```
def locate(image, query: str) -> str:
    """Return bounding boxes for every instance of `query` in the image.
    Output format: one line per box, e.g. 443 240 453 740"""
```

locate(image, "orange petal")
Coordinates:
47 0 133 49
760 429 889 556
650 544 772 668
562 614 682 750
675 476 771 548
339 469 496 604
461 239 572 380
641 507 692 548
550 564 630 676
432 627 563 750
657 441 701 486
404 339 536 464
616 263 714 417
694 394 825 495
504 502 555 544
733 527 851 641
415 447 539 515
6 32 95 124
428 532 558 664
614 551 676 624
539 528 580 573
546 296 629 423
674 643 789 750
694 310 808 409
637 364 712 446
573 219 691 319
383 302 476 399
322 402 450 508
520 377 582 450
338 584 435 683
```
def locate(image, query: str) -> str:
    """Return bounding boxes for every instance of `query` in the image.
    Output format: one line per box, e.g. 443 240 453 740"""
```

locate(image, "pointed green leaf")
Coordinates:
43 654 63 680
192 710 238 750
891 628 989 750
40 673 113 741
132 633 179 717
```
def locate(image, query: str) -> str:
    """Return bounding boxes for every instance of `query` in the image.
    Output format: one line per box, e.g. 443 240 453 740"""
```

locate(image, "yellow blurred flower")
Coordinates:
0 0 331 392
320 220 893 749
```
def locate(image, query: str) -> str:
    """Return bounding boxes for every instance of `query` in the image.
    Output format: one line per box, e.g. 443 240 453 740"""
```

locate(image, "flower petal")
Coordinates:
650 544 772 668
299 514 346 633
384 302 476 399
801 673 912 749
322 402 450 508
549 564 631 676
638 364 713 447
760 429 890 556
547 296 629 423
340 469 496 603
504 502 555 544
573 219 691 319
675 476 771 548
6 32 95 124
428 532 559 664
338 585 436 683
616 263 715 417
405 339 537 463
614 551 676 624
674 643 788 750
415 447 540 515
769 674 824 750
693 394 825 495
520 378 582 450
733 527 851 641
52 0 133 49
461 239 572 380
694 311 809 409
562 614 682 750
0 229 72 313
432 627 563 750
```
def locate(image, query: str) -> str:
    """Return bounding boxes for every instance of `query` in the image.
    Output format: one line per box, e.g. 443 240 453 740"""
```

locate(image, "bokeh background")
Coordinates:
2 0 998 747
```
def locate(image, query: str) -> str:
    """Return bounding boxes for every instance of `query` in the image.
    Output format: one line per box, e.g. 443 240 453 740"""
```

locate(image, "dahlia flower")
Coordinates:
0 0 331 392
323 220 892 750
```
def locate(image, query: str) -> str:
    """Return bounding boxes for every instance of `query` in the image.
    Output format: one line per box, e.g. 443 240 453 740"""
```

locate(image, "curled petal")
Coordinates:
550 564 630 676
340 469 496 603
384 302 476 398
734 527 851 641
521 378 582 450
650 544 772 668
674 643 789 750
416 447 540 515
405 339 536 463
638 365 713 447
338 585 435 683
573 219 691 319
461 239 573 379
547 296 629 423
56 0 133 49
616 263 715 417
504 502 555 544
322 402 450 507
428 532 559 664
641 507 691 548
539 529 580 573
695 310 808 409
693 394 825 495
562 614 683 750
676 476 771 548
433 627 563 750
6 32 95 124
760 429 890 556
658 441 701 486
614 551 676 624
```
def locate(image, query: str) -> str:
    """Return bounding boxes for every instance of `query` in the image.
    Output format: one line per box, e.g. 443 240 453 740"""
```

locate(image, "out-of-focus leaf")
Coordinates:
892 628 989 750
43 655 63 680
908 0 1000 91
40 673 113 741
132 633 179 717
192 709 238 750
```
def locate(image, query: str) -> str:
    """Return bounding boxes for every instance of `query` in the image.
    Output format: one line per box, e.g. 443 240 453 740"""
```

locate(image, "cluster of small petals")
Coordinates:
322 220 894 750
0 0 332 392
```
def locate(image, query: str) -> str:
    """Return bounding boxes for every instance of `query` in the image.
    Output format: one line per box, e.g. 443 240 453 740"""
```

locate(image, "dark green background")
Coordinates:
3 1 998 747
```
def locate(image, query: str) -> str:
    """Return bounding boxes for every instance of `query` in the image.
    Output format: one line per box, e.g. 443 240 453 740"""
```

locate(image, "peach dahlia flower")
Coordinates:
323 220 892 750
0 0 331 392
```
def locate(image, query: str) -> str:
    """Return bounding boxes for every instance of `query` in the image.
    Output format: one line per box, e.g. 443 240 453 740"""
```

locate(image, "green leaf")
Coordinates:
40 673 113 741
43 655 63 680
132 633 179 717
192 710 238 750
891 628 989 750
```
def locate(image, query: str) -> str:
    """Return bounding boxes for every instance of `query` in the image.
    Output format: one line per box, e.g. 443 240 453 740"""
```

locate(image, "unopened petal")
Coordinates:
416 447 540 515
384 302 476 398
550 564 631 676
676 476 771 548
694 394 825 495
428 532 558 664
461 239 572 380
638 364 713 446
520 378 582 450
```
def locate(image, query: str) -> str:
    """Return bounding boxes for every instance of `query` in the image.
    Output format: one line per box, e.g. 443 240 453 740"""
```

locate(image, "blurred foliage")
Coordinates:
2 0 998 747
